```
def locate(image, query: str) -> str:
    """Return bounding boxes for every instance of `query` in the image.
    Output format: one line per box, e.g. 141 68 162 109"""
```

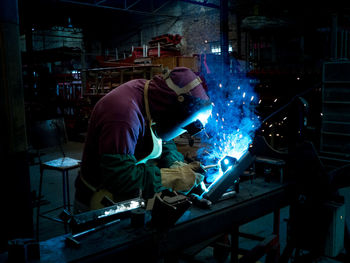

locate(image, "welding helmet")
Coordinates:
149 67 212 141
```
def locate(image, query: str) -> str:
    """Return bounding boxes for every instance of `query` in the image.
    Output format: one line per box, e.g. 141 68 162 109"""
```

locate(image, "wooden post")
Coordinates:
0 0 33 249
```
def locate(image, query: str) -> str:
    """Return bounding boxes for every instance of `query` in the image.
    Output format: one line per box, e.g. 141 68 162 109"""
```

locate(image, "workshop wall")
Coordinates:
107 2 238 57
29 27 83 51
180 8 221 56
27 2 240 67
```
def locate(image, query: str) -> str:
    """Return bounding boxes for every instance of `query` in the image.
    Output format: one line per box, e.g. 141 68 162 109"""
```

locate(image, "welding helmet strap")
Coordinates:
165 77 202 96
144 80 153 126
136 80 163 165
162 69 202 96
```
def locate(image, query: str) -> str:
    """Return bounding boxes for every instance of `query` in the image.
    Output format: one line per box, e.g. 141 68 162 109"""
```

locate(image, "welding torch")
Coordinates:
203 164 220 170
186 163 218 209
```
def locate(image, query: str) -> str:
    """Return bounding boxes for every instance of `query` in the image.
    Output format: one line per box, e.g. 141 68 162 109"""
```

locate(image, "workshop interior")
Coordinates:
1 0 350 262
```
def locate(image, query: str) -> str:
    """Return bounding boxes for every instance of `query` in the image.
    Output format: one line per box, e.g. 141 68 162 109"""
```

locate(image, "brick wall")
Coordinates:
109 2 238 57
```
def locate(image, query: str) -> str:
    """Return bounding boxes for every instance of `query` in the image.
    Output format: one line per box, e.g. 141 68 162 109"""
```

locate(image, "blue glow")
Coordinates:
200 181 208 193
197 106 212 126
206 165 233 192
224 159 229 165
198 64 260 183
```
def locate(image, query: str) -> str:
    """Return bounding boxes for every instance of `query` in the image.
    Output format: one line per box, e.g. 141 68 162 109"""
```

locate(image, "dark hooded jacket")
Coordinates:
75 67 209 203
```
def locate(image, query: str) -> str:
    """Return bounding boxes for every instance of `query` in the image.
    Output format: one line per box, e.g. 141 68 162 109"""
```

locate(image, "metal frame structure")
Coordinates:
59 0 220 17
320 61 350 167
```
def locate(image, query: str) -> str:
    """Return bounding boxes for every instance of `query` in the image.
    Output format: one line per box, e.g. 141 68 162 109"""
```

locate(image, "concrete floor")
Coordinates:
29 141 348 263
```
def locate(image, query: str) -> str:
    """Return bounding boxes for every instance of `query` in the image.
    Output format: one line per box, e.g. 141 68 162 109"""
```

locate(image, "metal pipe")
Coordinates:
203 151 255 203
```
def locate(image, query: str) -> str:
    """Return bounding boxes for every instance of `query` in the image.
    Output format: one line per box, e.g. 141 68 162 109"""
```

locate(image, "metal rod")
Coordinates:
66 171 70 211
72 219 121 239
62 171 67 209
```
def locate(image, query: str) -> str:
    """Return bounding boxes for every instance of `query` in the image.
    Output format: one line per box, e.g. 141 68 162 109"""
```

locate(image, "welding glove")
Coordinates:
169 161 188 168
160 161 204 192
170 161 206 173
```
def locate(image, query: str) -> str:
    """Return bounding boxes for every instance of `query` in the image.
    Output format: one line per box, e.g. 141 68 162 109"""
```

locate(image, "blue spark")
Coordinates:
198 66 261 183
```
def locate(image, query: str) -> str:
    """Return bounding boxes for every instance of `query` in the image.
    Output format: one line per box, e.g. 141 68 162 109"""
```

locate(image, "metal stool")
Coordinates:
37 157 80 231
29 118 81 240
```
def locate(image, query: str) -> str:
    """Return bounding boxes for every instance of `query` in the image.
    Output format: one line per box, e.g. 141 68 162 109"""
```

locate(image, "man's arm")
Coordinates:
157 140 185 168
100 153 165 200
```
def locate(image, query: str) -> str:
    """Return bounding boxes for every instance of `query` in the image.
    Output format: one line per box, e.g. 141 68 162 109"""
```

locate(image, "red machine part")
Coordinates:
148 34 183 47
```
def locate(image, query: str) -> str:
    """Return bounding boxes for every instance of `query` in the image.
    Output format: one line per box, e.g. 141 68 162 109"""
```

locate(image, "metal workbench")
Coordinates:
35 178 290 262
3 178 290 263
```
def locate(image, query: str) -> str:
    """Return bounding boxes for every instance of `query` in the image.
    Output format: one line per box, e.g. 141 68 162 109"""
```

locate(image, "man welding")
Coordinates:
74 67 212 213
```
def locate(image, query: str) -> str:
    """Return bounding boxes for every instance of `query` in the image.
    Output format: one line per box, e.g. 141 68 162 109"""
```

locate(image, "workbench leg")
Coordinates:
36 165 44 241
280 243 295 263
266 209 280 263
230 225 239 263
213 234 231 262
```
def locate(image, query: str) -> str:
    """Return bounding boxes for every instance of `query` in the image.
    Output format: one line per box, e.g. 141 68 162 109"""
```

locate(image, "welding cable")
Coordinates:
259 82 321 124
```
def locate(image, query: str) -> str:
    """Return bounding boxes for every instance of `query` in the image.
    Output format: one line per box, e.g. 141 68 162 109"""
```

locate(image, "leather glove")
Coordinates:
161 161 204 192
170 161 206 174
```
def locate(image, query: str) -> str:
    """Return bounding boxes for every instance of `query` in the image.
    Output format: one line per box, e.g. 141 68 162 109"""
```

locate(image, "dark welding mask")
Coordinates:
146 70 212 142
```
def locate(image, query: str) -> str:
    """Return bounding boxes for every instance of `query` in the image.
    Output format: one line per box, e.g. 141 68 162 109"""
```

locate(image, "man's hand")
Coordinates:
161 161 205 192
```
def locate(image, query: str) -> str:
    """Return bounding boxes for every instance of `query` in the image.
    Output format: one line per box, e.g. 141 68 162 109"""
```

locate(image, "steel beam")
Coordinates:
95 0 108 5
125 0 141 10
152 0 172 13
178 0 219 9
59 0 178 17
